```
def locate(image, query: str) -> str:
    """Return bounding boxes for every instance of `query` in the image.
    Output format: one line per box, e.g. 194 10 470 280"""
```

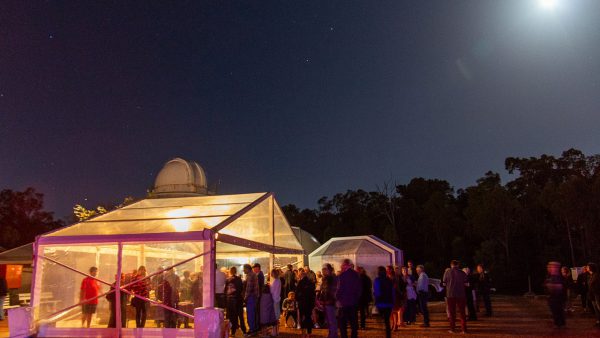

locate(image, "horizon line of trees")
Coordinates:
282 148 600 293
2 148 599 293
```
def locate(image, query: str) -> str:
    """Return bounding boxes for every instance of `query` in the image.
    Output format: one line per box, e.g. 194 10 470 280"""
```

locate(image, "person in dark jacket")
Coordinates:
561 266 575 312
336 259 362 338
577 265 591 312
463 267 477 321
296 268 316 338
283 264 297 297
160 268 180 328
373 266 394 338
443 260 468 334
106 275 127 328
225 267 246 336
406 261 418 283
392 268 407 330
544 261 566 328
243 264 260 335
474 264 493 317
318 264 338 338
356 266 373 330
588 263 600 327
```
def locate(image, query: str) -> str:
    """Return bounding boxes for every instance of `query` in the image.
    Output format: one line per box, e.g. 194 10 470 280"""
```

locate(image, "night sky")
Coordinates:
2 1 600 219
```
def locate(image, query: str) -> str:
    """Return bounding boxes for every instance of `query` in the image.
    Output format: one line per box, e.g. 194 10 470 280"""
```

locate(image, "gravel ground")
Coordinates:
1 295 599 337
275 295 600 337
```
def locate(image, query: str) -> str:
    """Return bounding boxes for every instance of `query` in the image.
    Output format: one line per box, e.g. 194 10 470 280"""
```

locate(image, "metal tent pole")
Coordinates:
115 242 123 337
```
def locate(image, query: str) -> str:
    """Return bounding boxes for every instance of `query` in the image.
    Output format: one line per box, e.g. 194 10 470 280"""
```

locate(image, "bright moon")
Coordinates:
539 0 558 10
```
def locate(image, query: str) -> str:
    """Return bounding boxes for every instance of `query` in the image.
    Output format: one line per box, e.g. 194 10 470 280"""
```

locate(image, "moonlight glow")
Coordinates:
538 0 558 10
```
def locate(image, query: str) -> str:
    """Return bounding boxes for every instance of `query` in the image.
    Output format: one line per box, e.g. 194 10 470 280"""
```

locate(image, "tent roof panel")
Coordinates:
39 192 304 255
43 193 268 237
309 235 401 258
125 193 265 209
45 217 229 236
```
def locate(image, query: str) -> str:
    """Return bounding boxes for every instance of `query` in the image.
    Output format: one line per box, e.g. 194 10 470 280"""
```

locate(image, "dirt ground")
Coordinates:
1 295 599 337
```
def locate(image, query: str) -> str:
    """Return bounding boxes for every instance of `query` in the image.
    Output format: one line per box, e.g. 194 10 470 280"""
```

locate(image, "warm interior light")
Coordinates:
167 208 194 232
203 217 224 228
170 219 191 232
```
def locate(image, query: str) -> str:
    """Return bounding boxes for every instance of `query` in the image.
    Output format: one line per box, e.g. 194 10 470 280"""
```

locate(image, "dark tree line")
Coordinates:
283 148 600 293
0 188 64 250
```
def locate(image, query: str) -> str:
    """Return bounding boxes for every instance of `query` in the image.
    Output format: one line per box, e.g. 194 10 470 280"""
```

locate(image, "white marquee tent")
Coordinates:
29 192 303 338
308 235 403 280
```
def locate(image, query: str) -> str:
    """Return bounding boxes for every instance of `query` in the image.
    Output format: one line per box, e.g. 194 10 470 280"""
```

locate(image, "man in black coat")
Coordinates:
474 264 493 317
577 265 592 312
356 266 373 330
544 262 566 328
337 259 362 338
283 264 296 296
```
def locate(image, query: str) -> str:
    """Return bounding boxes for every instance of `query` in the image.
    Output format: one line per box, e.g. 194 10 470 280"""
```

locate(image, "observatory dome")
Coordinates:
150 158 209 197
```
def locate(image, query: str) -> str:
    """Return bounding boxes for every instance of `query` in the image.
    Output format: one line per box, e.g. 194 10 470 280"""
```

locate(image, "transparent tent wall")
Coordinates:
308 255 323 275
356 254 393 280
34 241 207 331
35 244 118 328
318 254 359 274
120 242 205 329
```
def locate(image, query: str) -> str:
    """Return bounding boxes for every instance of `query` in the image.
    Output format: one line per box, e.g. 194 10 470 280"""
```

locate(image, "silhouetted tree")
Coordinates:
0 188 63 249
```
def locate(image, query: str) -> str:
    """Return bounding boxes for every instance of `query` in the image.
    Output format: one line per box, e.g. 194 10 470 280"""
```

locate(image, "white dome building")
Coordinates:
149 158 211 197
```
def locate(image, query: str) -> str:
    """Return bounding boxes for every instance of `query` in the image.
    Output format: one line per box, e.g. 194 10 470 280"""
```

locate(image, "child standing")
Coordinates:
282 291 299 328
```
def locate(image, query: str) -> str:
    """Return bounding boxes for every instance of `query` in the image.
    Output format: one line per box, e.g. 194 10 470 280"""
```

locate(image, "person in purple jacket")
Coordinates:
443 260 468 334
336 259 362 338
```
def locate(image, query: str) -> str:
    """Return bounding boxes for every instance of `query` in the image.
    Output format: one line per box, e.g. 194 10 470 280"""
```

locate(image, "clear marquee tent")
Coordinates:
308 235 403 280
29 192 303 337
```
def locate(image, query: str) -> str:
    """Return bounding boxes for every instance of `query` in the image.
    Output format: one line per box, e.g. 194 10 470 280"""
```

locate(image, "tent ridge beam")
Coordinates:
38 230 209 245
217 233 303 255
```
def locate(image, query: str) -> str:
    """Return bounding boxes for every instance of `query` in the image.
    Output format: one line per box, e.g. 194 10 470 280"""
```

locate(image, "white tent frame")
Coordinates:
308 235 404 268
30 192 303 337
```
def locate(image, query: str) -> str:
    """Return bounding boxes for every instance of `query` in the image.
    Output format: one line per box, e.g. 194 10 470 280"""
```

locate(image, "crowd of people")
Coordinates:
217 259 496 337
220 260 372 338
79 264 204 329
544 261 600 329
76 259 496 335
52 258 600 335
441 260 494 334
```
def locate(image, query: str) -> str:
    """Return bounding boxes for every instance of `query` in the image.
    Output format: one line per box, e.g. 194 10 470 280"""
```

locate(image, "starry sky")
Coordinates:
2 1 600 219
